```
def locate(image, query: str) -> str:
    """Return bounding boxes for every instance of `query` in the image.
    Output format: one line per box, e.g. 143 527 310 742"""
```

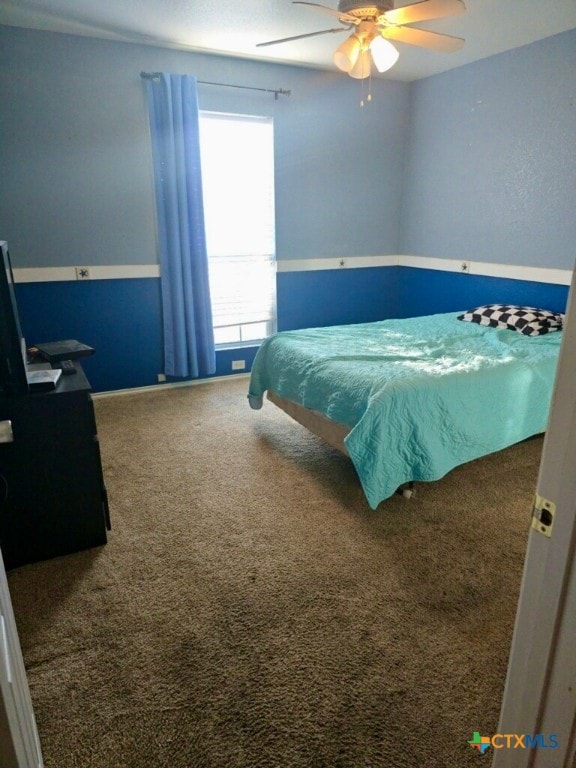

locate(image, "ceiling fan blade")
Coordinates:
382 25 464 52
293 2 359 25
383 0 465 26
257 27 348 47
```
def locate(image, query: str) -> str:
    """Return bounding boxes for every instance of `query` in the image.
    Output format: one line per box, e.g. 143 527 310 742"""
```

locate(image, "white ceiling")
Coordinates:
1 0 576 81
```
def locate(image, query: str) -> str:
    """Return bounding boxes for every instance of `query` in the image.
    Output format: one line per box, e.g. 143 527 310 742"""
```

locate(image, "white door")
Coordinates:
0 551 44 768
493 265 576 768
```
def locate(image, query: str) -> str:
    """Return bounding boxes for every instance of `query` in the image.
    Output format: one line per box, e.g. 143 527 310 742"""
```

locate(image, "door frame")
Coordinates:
493 265 576 767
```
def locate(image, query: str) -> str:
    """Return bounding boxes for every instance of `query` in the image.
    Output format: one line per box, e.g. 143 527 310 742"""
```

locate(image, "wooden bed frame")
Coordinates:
267 390 416 497
267 390 349 454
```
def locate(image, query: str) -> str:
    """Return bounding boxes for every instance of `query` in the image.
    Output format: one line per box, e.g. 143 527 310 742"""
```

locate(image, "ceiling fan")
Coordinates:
257 0 466 79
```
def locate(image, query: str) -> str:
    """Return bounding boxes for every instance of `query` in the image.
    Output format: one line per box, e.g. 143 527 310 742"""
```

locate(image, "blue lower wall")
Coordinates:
277 266 401 331
395 268 569 318
15 266 570 393
17 279 164 392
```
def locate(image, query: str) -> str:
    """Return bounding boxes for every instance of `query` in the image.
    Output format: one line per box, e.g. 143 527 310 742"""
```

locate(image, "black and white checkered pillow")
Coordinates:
457 304 564 336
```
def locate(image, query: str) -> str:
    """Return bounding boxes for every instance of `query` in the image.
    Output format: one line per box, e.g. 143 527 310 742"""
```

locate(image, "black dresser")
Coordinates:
0 364 110 570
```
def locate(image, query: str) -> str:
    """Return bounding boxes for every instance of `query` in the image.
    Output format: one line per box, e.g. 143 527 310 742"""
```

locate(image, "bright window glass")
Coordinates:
199 112 276 346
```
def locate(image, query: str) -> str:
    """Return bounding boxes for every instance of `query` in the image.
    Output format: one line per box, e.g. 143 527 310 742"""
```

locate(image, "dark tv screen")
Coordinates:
0 241 29 395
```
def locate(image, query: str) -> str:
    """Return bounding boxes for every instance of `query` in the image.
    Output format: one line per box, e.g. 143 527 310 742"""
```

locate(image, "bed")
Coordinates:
248 309 563 509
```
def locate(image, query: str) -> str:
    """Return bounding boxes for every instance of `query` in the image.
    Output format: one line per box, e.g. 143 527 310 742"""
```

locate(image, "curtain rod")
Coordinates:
140 72 290 100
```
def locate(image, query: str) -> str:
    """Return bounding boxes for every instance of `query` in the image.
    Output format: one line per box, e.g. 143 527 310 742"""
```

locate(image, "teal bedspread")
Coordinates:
248 313 562 508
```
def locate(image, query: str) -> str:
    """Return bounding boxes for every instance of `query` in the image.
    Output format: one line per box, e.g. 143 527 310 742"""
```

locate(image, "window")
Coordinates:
198 111 276 346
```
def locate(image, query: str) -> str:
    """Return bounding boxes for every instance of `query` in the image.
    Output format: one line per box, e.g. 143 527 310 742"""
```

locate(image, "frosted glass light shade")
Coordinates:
333 35 361 72
348 48 372 79
370 36 399 73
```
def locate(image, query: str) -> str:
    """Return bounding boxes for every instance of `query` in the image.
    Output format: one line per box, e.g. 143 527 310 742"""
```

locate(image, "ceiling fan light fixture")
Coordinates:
333 34 361 72
259 0 467 84
348 47 372 79
369 35 399 72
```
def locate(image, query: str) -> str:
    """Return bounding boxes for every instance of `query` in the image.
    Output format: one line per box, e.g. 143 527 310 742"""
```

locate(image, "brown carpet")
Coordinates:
7 377 541 768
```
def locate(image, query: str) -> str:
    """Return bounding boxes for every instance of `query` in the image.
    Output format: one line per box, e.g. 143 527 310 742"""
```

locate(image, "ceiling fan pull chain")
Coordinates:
360 72 372 107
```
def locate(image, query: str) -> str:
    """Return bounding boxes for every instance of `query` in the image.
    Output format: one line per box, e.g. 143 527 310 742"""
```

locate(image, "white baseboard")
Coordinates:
93 372 250 399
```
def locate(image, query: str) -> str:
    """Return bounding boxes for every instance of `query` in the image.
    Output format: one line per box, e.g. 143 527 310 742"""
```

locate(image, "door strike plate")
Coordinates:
531 494 556 538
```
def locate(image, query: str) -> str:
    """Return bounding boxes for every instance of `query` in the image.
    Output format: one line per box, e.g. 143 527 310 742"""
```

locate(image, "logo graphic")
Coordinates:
468 732 491 754
468 731 559 753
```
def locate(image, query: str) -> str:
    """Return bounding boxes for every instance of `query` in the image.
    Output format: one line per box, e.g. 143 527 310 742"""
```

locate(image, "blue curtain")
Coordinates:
145 73 215 378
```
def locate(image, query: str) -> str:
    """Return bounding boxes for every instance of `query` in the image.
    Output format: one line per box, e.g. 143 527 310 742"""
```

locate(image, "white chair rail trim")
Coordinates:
13 257 572 286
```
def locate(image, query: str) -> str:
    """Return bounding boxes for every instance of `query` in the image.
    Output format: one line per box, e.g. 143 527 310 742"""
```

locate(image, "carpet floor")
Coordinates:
7 377 541 768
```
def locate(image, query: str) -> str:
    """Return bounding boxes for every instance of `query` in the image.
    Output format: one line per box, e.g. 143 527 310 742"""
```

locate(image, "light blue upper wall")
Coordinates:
273 74 408 260
0 25 409 268
400 28 576 270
